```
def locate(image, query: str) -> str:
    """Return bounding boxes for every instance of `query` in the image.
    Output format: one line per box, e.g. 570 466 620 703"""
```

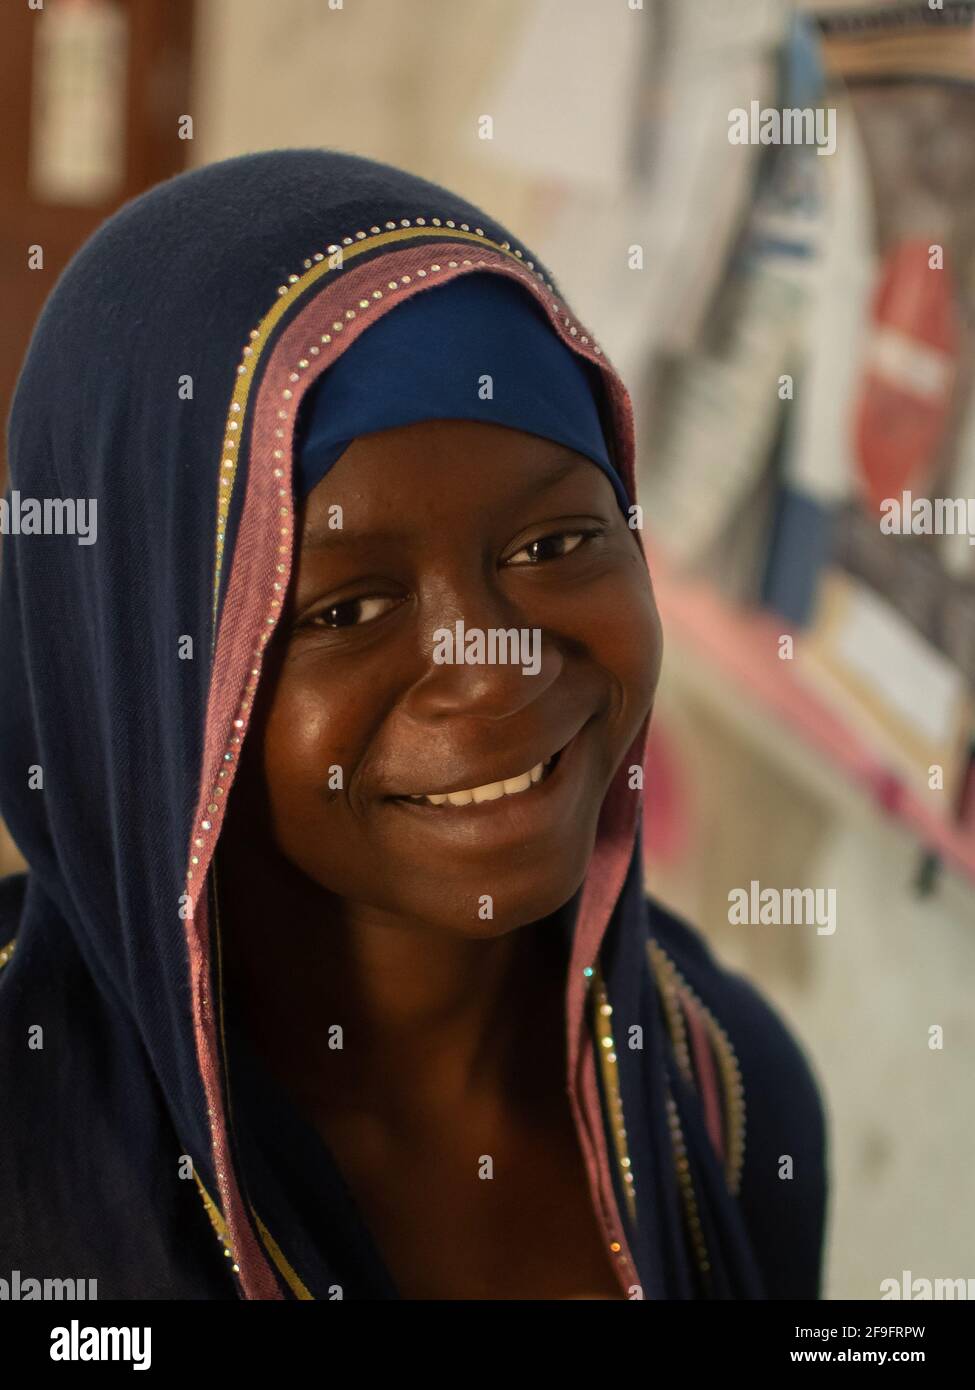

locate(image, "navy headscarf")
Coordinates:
0 149 827 1299
294 270 632 515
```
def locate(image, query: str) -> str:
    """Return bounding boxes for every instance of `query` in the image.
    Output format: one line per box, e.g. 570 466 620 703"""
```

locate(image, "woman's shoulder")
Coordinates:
644 893 830 1298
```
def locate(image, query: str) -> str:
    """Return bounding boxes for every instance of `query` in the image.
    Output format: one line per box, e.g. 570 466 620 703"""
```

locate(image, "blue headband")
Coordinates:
295 271 629 514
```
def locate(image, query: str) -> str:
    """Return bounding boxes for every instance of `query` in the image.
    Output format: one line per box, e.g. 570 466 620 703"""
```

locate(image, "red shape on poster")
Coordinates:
854 238 960 513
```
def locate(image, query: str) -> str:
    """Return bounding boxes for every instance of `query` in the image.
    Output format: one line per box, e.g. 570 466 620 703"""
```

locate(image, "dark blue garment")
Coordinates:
220 877 828 1300
295 270 631 516
0 149 828 1299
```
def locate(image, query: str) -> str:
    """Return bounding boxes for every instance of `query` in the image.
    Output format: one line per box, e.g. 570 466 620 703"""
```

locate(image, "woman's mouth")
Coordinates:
396 749 561 808
382 724 591 851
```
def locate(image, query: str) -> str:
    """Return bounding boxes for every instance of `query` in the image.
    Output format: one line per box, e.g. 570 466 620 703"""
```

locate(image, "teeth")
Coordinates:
407 757 552 806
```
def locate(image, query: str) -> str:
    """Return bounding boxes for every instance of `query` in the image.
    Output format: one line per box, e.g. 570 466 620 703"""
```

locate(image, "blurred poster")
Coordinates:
799 2 975 806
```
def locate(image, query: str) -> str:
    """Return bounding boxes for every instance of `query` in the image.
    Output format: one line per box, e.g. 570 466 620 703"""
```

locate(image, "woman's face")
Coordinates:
235 416 662 935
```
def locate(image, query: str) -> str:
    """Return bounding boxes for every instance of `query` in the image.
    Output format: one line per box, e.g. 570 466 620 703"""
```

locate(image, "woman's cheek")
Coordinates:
586 568 662 701
262 675 350 814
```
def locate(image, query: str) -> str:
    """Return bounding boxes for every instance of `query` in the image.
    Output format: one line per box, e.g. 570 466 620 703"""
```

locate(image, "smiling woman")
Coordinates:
0 149 827 1300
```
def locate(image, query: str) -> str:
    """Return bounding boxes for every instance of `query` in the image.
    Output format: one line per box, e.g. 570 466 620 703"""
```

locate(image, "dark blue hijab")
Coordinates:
294 269 631 514
0 150 827 1299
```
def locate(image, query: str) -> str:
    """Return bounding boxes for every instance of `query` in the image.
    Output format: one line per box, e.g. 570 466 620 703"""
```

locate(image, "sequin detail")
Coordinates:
647 940 746 1197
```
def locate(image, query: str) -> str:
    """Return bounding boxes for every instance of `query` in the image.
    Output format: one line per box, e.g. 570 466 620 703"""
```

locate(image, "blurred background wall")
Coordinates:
3 0 975 1299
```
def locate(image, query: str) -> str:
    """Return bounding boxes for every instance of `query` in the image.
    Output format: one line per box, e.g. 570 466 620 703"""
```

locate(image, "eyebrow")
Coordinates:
299 452 596 550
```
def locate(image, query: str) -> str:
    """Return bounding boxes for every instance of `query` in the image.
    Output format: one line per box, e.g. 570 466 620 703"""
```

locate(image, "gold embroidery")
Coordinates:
193 1169 231 1246
193 1167 314 1299
251 1209 314 1301
647 939 694 1087
665 1085 712 1286
590 960 638 1227
646 940 746 1197
589 943 719 1286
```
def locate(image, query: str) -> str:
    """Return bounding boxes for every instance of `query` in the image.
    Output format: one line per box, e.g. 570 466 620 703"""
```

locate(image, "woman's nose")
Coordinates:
403 584 562 722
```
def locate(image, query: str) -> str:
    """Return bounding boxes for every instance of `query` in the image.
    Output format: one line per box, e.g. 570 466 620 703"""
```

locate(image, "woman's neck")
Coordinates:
215 839 572 1128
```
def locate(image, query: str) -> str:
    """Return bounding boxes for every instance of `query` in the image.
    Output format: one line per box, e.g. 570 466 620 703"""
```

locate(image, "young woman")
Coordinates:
0 149 827 1300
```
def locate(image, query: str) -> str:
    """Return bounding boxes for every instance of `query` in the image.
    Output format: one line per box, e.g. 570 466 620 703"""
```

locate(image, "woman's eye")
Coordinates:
313 594 400 629
505 529 595 567
306 528 604 629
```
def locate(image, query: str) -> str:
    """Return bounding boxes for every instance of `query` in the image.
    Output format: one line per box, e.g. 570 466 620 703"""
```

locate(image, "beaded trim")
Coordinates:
591 941 748 1220
646 941 746 1197
591 960 637 1228
647 939 695 1088
249 1208 314 1301
193 1170 315 1299
590 947 719 1289
0 938 15 970
665 1085 712 1287
193 1169 239 1272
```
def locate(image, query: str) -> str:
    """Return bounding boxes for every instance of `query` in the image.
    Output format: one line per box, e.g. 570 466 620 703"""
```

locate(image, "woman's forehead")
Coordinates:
297 424 607 533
